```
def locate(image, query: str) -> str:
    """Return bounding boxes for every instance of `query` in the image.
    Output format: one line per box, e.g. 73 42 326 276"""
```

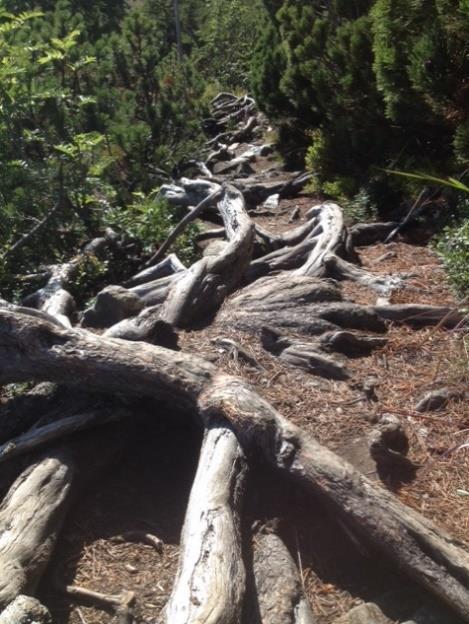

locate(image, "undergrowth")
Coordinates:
104 192 200 266
434 196 469 300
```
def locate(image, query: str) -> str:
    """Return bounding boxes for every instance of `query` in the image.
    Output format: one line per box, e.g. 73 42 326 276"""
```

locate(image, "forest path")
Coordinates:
0 94 467 624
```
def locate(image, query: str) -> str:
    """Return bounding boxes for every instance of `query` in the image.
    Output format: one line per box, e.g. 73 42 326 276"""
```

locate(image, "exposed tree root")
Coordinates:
164 424 247 624
251 529 316 624
1 310 468 620
160 184 254 327
0 595 52 623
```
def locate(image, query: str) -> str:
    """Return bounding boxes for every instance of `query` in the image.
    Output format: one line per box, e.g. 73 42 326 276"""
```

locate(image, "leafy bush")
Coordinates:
68 253 109 307
104 192 200 265
435 198 469 298
253 0 469 206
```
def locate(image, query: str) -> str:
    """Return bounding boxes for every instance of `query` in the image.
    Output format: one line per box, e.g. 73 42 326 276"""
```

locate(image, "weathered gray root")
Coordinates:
218 274 386 335
294 203 348 277
22 261 77 327
104 307 179 347
261 326 349 380
0 409 130 614
124 254 186 287
159 178 220 209
0 407 128 464
0 382 58 445
248 204 347 282
129 272 184 306
374 304 467 328
0 297 67 328
0 595 52 624
1 310 469 621
324 253 403 296
350 222 399 246
22 233 115 327
0 452 74 610
319 331 388 358
251 531 316 624
248 238 318 281
160 184 254 327
164 424 247 624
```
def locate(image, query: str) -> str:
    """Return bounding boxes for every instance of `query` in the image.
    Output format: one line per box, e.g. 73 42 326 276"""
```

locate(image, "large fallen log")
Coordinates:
1 310 468 621
164 424 247 623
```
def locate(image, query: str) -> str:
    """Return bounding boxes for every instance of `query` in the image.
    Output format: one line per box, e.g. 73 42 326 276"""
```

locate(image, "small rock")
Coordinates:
82 285 144 328
333 602 393 624
403 604 461 624
415 388 465 412
261 193 280 211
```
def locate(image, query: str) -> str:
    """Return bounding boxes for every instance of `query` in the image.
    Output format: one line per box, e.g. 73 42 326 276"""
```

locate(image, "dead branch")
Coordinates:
58 584 135 624
146 187 222 267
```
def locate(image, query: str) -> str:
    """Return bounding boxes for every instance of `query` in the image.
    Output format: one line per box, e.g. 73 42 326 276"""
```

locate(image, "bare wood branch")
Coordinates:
145 187 223 267
164 424 247 624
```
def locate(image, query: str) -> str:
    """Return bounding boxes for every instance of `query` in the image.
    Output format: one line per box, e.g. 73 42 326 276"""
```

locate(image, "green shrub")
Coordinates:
342 188 379 224
104 192 200 265
68 253 109 307
435 202 469 299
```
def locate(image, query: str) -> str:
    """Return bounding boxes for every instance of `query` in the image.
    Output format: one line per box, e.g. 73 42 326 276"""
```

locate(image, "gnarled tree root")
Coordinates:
1 310 468 621
164 424 247 623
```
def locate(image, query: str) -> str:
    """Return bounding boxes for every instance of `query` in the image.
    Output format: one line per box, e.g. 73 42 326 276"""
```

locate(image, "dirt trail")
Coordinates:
1 93 467 624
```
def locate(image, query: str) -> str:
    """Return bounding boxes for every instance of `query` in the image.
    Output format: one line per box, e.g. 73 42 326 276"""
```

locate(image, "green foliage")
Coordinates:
104 193 200 265
1 0 240 301
195 0 268 89
436 214 469 298
67 252 109 306
253 0 469 203
342 189 379 223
